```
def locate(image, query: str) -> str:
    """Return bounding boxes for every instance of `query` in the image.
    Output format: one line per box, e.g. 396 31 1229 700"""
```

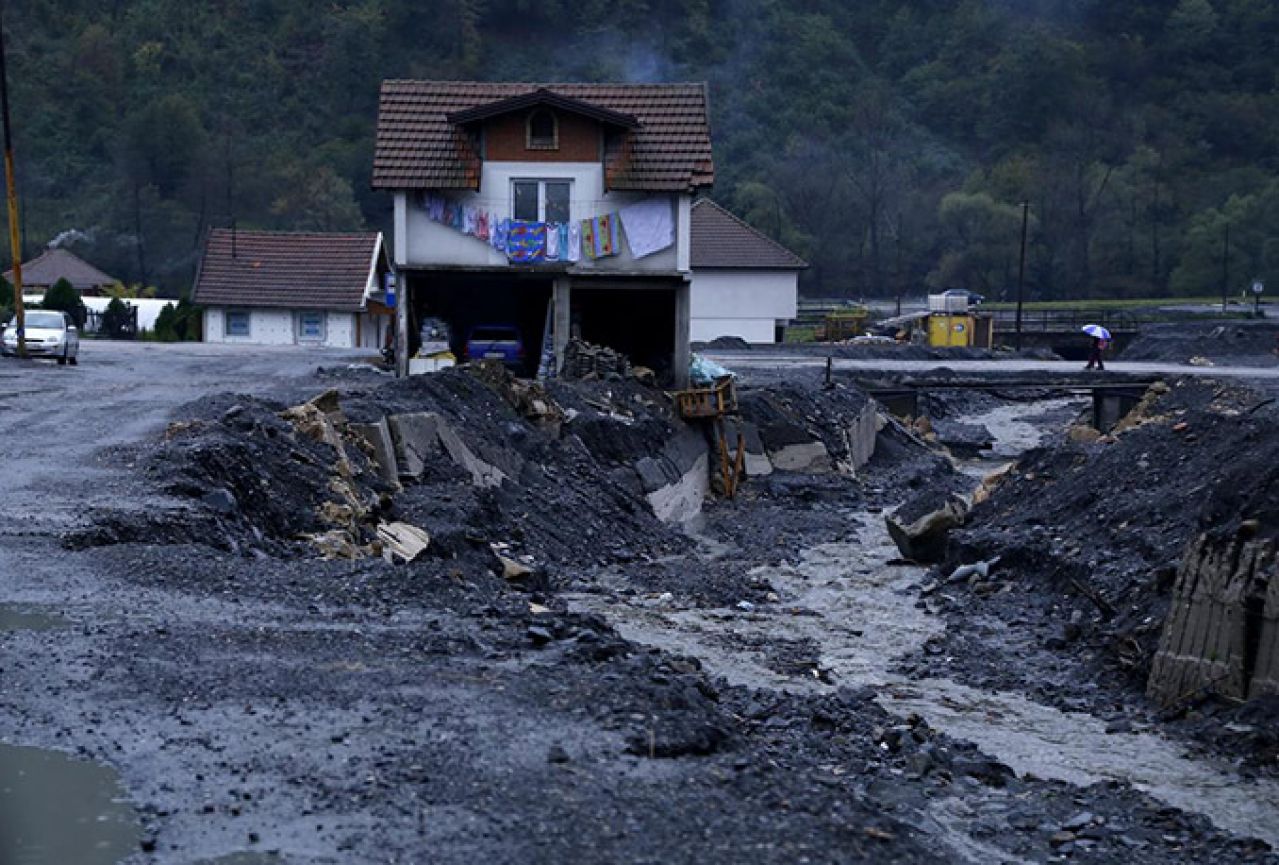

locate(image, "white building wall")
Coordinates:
396 162 687 274
690 317 779 344
689 270 799 344
324 312 356 348
204 308 225 341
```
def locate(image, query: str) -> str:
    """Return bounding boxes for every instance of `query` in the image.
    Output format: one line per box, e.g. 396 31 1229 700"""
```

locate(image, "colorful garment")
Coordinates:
581 213 621 259
506 220 547 263
558 223 571 263
476 211 490 242
492 218 509 252
426 193 446 222
463 206 478 236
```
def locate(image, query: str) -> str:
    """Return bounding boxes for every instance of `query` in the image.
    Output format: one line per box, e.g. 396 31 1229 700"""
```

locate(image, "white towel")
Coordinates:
567 222 582 263
546 223 561 261
619 198 675 258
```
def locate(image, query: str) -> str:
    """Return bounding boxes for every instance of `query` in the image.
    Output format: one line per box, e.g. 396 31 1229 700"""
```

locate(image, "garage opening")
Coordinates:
407 272 552 377
571 286 676 381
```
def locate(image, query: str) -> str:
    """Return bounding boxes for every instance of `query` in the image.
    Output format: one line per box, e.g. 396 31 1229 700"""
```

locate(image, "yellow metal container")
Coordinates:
928 314 974 347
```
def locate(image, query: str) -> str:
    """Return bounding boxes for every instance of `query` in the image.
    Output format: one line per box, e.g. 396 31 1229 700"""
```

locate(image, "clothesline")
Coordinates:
422 191 675 264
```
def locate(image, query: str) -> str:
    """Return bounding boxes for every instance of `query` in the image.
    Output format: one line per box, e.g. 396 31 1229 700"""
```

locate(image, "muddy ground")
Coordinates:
1 342 1277 864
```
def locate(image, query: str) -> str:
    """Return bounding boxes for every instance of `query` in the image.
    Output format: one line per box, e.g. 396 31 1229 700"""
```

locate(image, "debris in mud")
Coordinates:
886 492 970 563
932 377 1279 773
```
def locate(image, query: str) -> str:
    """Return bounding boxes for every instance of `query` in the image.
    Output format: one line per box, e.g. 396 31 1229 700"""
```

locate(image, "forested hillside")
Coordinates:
7 0 1278 299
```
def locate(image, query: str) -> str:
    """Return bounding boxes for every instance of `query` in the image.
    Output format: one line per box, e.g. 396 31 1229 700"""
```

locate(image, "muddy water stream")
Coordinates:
570 397 1279 853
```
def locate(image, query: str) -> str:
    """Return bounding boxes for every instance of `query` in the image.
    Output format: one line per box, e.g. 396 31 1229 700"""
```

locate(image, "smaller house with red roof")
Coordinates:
689 199 806 344
193 229 393 349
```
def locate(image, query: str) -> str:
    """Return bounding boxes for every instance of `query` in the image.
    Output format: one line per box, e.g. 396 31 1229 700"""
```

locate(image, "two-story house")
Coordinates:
373 81 715 385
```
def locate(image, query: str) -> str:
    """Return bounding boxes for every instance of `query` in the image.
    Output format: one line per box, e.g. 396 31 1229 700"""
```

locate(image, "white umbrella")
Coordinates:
1081 324 1111 340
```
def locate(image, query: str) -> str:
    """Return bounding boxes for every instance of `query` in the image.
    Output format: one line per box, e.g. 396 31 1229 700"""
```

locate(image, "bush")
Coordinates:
41 278 86 327
100 296 136 339
153 302 178 341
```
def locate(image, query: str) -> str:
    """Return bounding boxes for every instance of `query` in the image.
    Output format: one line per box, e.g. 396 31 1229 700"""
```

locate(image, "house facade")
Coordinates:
374 81 715 384
193 229 394 350
690 199 806 344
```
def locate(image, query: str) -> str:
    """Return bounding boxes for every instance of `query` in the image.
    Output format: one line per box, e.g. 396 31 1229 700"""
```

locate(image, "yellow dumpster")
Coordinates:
928 314 973 347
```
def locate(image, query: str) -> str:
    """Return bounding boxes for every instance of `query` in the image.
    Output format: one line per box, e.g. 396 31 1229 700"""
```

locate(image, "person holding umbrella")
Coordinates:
1082 324 1110 371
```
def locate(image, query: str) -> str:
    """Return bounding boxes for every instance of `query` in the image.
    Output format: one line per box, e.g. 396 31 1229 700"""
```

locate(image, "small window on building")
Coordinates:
511 179 573 223
527 109 558 150
298 310 326 342
226 309 250 337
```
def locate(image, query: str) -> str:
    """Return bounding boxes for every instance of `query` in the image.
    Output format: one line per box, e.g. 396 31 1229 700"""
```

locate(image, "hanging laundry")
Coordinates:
545 222 561 261
426 193 446 222
506 220 547 263
463 206 478 236
567 221 582 263
558 223 571 264
619 198 675 258
581 213 620 259
476 211 490 242
492 218 510 253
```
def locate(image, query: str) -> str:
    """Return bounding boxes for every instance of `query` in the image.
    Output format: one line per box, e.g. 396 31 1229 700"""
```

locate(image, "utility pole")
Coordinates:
1015 201 1029 351
0 0 24 358
1221 221 1230 314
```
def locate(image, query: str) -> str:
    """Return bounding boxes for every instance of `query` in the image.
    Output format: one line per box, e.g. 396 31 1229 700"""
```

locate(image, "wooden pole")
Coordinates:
0 0 24 358
1014 201 1029 352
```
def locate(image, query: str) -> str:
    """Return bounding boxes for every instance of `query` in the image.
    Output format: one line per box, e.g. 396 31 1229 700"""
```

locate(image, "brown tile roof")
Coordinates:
691 199 808 270
193 229 381 312
374 81 714 192
5 247 116 290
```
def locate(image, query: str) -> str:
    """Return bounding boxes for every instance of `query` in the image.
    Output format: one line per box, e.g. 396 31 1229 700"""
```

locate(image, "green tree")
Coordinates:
41 279 87 327
153 301 179 341
100 297 136 339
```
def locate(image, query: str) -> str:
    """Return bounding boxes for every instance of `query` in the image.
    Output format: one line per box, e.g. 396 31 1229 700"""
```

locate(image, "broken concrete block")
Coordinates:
885 495 969 563
350 418 400 486
435 418 507 489
387 412 442 480
770 441 831 473
647 453 710 524
634 456 673 494
377 521 430 564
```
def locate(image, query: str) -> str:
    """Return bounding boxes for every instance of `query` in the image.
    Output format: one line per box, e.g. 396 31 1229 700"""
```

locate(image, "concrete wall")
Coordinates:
393 164 686 274
1148 532 1279 706
203 307 360 348
690 270 798 344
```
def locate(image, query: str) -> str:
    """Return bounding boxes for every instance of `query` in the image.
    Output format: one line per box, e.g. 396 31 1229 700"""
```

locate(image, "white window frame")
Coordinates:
225 309 251 338
297 310 326 343
511 179 572 223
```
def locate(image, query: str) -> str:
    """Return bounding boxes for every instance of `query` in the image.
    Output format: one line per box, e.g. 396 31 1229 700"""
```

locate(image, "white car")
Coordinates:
1 310 80 364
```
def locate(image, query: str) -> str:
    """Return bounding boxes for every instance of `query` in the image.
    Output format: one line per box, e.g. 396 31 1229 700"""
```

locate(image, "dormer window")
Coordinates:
527 109 558 150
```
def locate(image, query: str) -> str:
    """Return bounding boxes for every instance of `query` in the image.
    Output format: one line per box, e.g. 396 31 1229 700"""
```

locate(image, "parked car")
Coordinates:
1 310 80 364
941 289 985 306
464 324 524 368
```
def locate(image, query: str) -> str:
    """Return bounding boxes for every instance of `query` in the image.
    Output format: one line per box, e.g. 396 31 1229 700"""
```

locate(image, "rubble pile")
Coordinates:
1121 320 1279 367
559 338 633 380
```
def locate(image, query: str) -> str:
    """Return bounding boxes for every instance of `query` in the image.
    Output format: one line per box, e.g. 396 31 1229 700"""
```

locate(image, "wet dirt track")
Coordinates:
2 342 1277 864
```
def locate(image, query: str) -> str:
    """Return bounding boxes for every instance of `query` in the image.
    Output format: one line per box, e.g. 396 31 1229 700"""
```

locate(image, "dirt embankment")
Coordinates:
1120 320 1279 367
917 377 1279 770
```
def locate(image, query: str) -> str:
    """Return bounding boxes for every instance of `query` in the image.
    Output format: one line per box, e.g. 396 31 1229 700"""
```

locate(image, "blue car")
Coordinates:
465 324 525 368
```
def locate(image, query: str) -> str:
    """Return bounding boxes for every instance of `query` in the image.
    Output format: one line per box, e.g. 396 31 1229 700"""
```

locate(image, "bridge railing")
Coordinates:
986 308 1143 334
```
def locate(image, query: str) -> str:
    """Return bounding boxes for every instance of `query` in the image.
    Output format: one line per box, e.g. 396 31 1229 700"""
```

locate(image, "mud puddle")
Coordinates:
0 605 67 632
950 397 1084 480
0 743 139 864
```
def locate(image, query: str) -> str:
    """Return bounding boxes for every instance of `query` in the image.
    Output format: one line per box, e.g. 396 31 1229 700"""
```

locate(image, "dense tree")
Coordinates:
41 279 87 327
2 0 1276 300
